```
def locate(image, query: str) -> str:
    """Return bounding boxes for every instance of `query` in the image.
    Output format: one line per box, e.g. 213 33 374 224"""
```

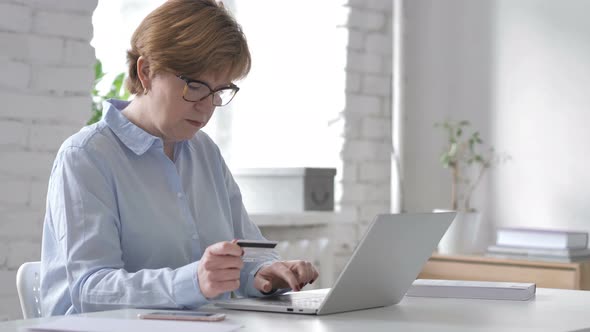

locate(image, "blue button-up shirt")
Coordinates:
40 99 278 316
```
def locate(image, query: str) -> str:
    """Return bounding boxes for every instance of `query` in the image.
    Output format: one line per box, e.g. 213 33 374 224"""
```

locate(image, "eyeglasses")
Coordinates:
177 75 239 107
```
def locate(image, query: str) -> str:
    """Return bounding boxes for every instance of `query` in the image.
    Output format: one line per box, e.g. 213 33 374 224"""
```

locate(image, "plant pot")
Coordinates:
434 209 483 255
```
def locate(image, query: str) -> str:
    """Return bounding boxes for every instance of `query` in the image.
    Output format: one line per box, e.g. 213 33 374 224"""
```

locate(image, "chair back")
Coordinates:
16 261 42 319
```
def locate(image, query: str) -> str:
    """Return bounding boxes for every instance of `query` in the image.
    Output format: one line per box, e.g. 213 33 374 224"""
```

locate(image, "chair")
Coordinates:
16 261 42 319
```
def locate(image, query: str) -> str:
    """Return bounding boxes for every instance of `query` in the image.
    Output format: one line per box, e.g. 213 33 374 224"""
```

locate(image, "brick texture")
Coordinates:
0 3 32 33
341 0 393 234
0 0 96 320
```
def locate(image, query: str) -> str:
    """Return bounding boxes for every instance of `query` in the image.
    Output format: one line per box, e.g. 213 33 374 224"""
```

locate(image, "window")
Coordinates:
91 0 163 92
92 0 348 170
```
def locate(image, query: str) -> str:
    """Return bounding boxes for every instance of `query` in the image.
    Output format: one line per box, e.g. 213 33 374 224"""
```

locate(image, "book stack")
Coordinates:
485 227 590 262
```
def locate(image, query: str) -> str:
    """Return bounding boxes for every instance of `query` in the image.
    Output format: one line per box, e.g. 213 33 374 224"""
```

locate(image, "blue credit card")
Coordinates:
236 240 278 262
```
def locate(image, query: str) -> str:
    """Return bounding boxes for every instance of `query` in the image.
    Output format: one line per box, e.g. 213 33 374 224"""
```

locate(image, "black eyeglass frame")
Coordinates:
177 75 240 106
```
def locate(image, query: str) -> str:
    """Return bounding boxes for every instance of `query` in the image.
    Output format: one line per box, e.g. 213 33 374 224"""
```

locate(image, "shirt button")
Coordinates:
177 192 184 199
192 234 198 240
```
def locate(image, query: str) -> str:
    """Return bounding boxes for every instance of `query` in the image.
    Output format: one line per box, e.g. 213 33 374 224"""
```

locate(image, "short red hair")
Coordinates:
125 0 251 94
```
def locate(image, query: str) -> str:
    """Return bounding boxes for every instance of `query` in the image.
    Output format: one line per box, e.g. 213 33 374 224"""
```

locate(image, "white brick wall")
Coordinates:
1 92 91 124
346 94 381 115
0 3 33 32
33 11 93 40
0 61 30 89
0 177 30 206
33 65 94 94
315 0 393 280
0 33 64 65
0 0 96 320
0 121 28 147
310 0 393 282
341 0 393 237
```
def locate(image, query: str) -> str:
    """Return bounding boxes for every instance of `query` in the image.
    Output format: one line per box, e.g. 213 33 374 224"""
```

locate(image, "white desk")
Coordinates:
2 288 590 332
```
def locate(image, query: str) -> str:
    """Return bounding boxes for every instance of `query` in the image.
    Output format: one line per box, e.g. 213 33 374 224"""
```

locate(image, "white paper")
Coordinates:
406 279 536 301
23 316 242 332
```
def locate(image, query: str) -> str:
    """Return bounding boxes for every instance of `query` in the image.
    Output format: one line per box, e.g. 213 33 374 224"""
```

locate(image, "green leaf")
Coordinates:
440 154 451 168
114 73 125 91
94 60 105 82
448 143 457 158
89 60 130 124
87 110 102 125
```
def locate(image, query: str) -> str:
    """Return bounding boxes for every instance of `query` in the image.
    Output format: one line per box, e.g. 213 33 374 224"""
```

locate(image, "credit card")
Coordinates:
236 240 278 262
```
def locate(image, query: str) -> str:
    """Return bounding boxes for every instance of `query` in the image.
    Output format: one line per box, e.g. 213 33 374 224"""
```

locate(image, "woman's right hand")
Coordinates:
197 241 244 299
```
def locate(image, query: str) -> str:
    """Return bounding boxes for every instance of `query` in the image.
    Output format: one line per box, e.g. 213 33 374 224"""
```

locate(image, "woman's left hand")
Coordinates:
254 260 319 293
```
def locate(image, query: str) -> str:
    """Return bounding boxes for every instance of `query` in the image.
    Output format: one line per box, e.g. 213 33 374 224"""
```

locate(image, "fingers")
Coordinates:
202 241 244 270
311 264 320 283
254 275 273 293
290 261 318 288
253 260 321 294
275 263 302 291
201 254 243 270
198 241 244 299
308 261 319 283
198 264 241 299
292 261 312 283
255 260 321 293
207 241 243 257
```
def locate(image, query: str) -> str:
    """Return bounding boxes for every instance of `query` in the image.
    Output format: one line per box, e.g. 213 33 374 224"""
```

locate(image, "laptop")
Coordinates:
215 212 456 315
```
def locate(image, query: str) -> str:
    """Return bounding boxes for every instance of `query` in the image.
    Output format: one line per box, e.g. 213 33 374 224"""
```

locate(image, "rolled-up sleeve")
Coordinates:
51 147 207 312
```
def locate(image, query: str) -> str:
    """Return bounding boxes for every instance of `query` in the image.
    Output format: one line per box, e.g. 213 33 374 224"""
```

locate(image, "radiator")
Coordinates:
274 237 334 289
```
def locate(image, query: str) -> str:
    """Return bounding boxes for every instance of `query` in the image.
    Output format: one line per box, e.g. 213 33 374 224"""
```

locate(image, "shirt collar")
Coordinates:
103 99 162 155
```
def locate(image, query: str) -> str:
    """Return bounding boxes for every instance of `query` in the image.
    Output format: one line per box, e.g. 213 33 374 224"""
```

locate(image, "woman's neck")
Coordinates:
121 98 175 160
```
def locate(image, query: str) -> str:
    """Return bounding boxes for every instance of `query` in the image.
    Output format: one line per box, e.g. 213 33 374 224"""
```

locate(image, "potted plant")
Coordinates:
88 60 130 125
434 120 509 255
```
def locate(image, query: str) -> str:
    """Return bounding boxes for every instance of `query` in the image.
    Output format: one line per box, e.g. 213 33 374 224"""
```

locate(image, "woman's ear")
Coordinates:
136 56 151 93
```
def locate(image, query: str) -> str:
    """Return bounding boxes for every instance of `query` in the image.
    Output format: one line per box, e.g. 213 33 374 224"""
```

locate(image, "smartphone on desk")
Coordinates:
137 311 226 322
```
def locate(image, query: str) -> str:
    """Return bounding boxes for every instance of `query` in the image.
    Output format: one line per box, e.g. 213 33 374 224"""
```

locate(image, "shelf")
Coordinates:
419 254 590 290
250 212 353 227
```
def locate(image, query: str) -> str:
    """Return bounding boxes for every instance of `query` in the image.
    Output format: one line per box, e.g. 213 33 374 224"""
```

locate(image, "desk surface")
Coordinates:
2 288 590 332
